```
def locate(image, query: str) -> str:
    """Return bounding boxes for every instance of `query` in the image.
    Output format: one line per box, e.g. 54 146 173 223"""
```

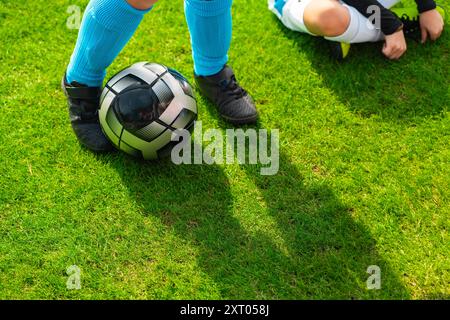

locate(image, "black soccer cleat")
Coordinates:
194 65 258 125
329 42 351 61
61 75 114 152
390 5 445 38
391 6 421 38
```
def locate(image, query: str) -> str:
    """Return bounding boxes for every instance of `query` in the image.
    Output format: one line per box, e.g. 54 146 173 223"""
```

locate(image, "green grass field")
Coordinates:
0 0 449 299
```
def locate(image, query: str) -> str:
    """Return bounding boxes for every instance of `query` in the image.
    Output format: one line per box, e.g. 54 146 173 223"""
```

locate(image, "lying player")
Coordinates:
269 0 445 60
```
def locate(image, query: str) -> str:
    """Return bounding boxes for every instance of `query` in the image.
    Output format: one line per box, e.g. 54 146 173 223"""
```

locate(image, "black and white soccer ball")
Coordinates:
99 62 197 160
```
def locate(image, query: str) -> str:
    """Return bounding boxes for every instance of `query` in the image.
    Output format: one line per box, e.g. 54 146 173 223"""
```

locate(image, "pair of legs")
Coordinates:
67 0 233 86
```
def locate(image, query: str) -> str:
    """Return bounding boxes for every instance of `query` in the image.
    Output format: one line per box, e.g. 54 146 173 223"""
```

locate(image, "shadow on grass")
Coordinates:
99 148 409 299
274 17 448 122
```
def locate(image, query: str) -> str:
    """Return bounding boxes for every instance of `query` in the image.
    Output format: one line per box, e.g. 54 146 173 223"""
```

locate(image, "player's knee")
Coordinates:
321 6 349 36
127 0 158 10
305 2 350 37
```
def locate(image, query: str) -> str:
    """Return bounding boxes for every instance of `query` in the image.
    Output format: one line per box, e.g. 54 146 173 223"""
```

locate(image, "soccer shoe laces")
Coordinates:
219 75 246 101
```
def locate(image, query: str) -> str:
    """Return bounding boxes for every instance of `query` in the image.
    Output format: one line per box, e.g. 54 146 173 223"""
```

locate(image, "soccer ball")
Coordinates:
99 62 197 160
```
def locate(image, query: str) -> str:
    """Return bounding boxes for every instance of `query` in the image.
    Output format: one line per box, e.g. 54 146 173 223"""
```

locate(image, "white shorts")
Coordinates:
268 0 316 35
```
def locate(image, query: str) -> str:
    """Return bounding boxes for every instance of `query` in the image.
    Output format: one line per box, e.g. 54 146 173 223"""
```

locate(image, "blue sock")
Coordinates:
66 0 151 87
185 0 233 76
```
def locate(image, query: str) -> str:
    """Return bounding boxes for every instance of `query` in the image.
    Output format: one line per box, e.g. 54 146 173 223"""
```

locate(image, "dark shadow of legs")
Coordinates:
98 145 409 298
240 150 410 298
99 153 306 298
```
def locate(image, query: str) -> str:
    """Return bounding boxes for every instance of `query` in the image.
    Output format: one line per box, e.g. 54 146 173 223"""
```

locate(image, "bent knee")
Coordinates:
304 1 350 37
127 0 158 10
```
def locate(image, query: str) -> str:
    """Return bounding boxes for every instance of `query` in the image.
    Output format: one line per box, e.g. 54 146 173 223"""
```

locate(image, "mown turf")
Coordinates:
0 0 448 299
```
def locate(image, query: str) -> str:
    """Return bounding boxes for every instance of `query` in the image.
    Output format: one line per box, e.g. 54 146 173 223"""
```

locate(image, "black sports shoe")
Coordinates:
194 65 258 125
391 5 446 39
61 75 114 152
391 6 421 38
329 42 351 61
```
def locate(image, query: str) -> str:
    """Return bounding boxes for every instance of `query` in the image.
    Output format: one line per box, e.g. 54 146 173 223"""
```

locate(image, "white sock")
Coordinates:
325 0 402 43
325 4 383 43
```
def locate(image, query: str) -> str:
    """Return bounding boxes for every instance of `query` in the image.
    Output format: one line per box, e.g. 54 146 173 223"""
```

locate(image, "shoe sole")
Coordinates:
221 113 259 125
199 93 259 125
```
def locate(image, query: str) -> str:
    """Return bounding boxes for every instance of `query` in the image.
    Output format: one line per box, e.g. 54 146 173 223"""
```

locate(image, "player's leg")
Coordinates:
303 0 384 59
184 0 258 125
318 0 401 41
303 0 404 42
67 0 156 87
271 0 401 59
318 0 445 58
63 0 156 152
270 0 401 37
